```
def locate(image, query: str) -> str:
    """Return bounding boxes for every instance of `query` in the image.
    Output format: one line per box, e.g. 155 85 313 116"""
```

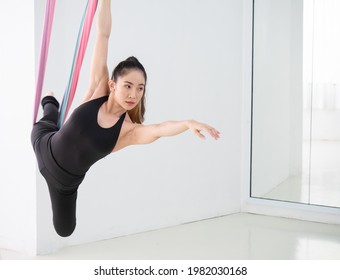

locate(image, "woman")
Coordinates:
31 0 220 237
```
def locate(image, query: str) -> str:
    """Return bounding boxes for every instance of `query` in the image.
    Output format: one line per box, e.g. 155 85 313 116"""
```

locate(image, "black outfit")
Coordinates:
31 95 126 237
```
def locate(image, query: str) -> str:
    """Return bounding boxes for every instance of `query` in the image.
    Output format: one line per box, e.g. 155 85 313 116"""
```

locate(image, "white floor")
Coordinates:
1 213 340 260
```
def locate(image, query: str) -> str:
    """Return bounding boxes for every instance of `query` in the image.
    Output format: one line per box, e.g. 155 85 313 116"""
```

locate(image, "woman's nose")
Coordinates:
132 89 139 98
128 91 136 99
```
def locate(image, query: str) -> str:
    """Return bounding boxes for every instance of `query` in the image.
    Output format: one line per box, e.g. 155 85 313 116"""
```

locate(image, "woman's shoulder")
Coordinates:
120 113 139 132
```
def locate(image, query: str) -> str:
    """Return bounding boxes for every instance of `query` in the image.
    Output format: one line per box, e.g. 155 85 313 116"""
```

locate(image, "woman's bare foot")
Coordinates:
46 91 54 96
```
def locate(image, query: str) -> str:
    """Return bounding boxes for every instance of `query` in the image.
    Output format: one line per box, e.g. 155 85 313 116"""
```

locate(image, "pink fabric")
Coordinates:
34 0 98 126
33 0 56 125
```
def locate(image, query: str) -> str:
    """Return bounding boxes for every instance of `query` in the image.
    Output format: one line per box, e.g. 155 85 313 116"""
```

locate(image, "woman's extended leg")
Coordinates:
31 94 80 237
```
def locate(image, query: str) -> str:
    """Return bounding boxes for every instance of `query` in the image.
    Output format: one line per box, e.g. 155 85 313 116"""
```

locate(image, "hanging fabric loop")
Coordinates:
58 0 98 127
33 0 56 125
33 0 98 127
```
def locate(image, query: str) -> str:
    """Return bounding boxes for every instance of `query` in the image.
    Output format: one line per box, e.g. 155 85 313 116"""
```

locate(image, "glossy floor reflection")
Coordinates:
1 213 340 260
264 140 340 207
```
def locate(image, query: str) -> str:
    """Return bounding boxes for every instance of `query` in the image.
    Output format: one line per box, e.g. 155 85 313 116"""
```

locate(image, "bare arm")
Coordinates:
83 0 111 102
129 120 220 145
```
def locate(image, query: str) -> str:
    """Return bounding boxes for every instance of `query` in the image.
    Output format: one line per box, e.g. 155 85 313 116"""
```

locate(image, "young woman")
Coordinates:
31 0 220 237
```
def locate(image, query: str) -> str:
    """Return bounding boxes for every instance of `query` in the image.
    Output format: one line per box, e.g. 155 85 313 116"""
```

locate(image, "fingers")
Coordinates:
211 127 221 140
205 127 221 140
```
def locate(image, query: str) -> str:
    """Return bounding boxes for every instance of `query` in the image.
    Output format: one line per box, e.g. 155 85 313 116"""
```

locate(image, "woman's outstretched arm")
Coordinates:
83 0 111 102
128 120 220 145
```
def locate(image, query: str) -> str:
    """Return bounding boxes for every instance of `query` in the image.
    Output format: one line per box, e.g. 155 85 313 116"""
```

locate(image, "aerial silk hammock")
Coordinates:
33 0 98 127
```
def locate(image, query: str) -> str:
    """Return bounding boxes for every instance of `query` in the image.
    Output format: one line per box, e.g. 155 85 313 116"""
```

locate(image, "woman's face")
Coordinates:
112 70 145 110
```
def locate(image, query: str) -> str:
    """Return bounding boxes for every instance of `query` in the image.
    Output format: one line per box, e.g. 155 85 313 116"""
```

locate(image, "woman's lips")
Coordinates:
126 101 135 106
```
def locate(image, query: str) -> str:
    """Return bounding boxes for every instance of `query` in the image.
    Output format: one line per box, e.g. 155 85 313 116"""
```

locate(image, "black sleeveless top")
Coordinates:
51 96 126 175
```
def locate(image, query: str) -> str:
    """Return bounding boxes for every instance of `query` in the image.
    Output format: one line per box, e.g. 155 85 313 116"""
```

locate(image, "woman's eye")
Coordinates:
125 85 131 89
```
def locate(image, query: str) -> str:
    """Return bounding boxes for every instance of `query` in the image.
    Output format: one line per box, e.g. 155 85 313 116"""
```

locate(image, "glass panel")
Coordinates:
251 0 340 208
309 0 340 207
251 0 308 204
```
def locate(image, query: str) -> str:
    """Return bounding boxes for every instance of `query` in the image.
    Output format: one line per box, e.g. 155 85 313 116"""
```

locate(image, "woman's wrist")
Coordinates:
185 120 192 127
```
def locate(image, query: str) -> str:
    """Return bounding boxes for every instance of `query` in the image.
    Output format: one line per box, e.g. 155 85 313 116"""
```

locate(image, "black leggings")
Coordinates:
31 96 84 237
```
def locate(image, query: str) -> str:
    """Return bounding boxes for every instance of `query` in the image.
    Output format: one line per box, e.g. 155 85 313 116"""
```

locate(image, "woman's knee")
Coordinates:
53 217 76 237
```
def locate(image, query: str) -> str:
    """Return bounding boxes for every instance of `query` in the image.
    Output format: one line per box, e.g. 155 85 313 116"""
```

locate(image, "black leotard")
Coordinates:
31 95 126 237
51 96 126 175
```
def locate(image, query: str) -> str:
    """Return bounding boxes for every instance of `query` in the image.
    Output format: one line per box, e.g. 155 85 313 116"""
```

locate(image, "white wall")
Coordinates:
0 0 37 255
34 0 245 254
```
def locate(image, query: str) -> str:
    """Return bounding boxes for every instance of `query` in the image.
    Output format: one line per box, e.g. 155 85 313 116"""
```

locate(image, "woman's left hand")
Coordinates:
187 120 221 140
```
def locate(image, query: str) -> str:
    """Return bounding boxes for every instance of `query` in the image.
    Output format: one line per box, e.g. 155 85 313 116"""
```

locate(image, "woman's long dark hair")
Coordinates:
111 56 147 124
